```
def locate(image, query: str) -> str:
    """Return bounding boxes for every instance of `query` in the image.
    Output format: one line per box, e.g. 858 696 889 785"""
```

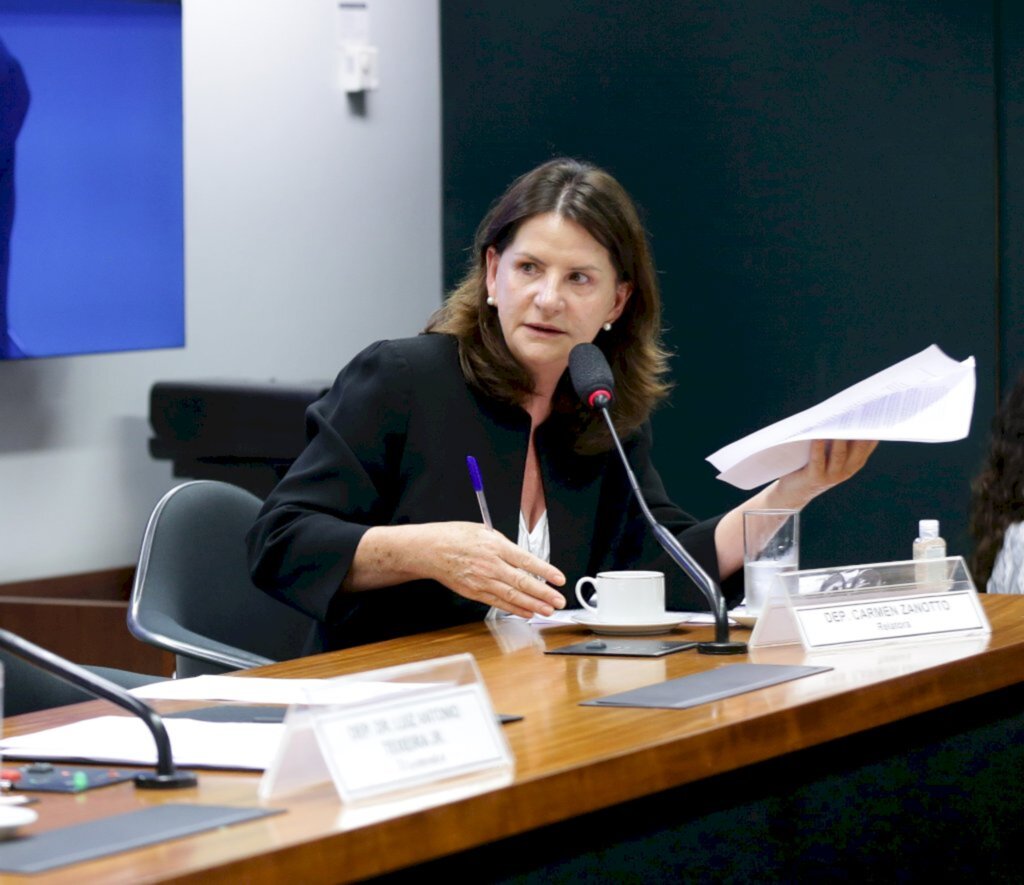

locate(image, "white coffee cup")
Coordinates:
574 570 666 623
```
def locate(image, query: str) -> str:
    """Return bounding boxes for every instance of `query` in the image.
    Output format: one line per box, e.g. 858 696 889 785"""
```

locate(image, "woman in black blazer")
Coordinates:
247 159 875 651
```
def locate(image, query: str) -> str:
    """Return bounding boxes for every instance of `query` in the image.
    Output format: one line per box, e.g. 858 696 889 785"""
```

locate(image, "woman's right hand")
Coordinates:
345 522 567 617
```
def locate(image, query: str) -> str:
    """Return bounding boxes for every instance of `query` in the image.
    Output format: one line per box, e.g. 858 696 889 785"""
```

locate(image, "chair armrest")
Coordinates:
129 611 275 672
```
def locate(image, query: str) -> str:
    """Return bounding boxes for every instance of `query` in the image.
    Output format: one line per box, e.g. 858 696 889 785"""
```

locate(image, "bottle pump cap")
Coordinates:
918 519 939 539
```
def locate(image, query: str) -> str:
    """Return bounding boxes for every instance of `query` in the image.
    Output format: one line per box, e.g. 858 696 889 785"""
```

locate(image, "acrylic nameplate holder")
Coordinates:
259 653 513 804
748 557 990 651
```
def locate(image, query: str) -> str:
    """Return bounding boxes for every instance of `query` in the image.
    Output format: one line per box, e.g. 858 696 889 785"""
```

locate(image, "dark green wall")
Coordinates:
442 1 999 568
1000 2 1024 397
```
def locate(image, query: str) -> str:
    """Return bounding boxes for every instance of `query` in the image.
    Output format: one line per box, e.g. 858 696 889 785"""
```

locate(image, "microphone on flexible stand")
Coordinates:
0 628 198 788
568 343 746 655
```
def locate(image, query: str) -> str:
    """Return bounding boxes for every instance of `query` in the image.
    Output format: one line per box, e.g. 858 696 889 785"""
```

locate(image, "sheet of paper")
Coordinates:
130 675 415 705
707 345 976 489
526 609 708 626
0 717 283 770
527 610 583 626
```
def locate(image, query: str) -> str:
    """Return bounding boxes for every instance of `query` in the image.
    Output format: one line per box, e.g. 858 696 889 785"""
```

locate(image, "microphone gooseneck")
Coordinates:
0 628 198 788
569 344 746 655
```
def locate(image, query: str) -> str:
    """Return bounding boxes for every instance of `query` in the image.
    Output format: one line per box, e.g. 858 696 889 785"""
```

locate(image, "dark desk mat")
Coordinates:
581 663 831 709
547 639 698 657
165 705 522 725
0 803 282 874
164 705 286 723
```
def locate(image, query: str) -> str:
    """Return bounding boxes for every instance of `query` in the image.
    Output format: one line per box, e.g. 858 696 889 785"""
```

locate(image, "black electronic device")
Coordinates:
12 763 136 794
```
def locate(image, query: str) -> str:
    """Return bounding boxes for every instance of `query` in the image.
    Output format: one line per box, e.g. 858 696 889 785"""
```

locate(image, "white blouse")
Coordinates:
486 510 551 620
988 521 1024 594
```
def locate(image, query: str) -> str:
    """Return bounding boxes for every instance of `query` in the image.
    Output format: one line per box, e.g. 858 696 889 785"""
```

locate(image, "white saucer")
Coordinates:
730 607 758 628
0 805 37 839
572 612 686 635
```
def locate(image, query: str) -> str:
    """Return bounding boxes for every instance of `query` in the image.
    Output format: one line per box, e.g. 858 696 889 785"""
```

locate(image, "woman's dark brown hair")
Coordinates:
970 372 1024 587
426 158 671 451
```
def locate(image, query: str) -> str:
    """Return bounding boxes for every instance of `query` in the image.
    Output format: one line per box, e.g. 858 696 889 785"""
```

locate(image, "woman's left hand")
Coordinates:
774 439 879 508
714 439 879 579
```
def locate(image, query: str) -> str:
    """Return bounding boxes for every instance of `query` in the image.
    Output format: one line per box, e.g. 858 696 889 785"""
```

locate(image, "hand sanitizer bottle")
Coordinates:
913 520 946 560
913 519 946 586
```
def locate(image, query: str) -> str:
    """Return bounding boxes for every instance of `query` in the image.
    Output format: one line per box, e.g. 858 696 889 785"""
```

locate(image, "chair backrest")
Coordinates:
129 480 315 677
1 648 95 716
1 649 159 716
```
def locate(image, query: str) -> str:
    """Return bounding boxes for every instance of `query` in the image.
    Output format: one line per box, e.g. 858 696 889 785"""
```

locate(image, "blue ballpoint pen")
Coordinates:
465 455 494 530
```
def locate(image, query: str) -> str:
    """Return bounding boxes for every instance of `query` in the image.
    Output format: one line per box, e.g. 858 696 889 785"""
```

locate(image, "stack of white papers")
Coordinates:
130 675 413 705
525 610 712 626
0 677 424 771
707 345 975 489
1 717 283 770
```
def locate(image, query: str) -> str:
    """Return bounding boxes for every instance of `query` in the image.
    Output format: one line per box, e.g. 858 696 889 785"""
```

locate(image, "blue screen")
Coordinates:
0 0 183 360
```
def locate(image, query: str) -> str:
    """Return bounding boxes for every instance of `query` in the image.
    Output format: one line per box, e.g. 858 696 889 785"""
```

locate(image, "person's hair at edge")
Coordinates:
971 370 1024 587
426 157 672 453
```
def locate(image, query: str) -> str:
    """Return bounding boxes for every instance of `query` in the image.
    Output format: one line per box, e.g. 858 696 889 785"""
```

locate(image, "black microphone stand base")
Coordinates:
134 770 199 790
697 640 748 655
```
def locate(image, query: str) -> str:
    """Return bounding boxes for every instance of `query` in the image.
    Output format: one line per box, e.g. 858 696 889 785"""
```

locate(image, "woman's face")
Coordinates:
485 212 631 393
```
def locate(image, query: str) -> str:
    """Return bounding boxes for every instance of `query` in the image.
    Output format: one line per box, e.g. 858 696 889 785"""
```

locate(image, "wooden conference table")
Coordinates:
4 594 1024 883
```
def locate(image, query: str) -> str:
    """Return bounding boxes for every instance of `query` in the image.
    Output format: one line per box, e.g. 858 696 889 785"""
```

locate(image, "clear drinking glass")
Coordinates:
743 509 799 616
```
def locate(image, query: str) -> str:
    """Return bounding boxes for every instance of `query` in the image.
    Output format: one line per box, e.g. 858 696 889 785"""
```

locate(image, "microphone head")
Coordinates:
569 343 615 409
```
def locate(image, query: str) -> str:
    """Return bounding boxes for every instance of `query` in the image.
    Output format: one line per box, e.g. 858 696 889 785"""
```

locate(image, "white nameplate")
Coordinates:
795 590 984 649
749 558 991 651
258 653 514 803
314 683 509 803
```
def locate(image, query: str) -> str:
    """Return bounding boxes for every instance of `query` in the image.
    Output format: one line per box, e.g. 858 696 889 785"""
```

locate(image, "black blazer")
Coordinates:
247 334 741 651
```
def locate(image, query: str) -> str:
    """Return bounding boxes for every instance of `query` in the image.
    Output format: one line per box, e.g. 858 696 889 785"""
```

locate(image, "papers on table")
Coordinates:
130 675 416 706
526 610 710 626
0 677 432 772
707 345 976 490
0 717 283 771
527 610 594 626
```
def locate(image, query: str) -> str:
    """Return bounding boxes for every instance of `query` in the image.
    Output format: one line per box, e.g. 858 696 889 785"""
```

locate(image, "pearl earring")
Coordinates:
603 322 612 332
486 296 496 306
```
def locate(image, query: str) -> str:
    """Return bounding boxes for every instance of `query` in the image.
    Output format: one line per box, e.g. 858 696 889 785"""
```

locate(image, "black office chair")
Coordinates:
2 649 159 716
128 480 315 677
